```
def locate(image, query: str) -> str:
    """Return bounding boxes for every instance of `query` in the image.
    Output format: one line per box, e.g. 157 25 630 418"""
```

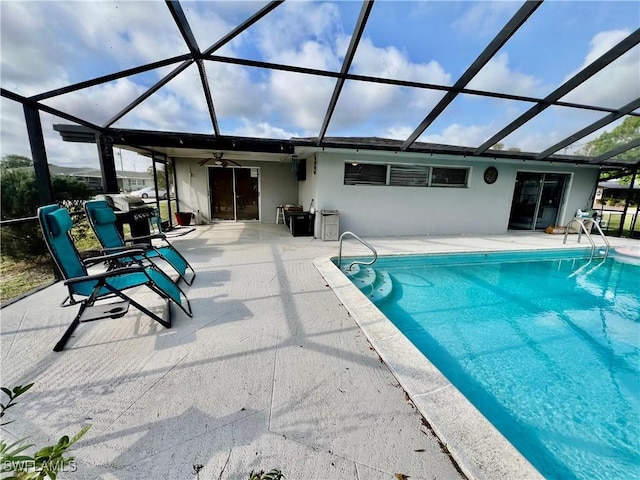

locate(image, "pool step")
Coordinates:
344 265 393 304
344 264 376 290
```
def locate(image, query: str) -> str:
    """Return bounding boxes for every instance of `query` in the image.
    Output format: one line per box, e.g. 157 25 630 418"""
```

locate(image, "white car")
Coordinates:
130 187 167 199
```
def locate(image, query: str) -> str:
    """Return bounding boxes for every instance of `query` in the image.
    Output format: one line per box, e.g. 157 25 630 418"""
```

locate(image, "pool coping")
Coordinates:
314 252 546 480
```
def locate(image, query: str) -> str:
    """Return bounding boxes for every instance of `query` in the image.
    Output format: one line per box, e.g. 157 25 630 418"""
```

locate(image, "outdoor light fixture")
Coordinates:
351 162 359 166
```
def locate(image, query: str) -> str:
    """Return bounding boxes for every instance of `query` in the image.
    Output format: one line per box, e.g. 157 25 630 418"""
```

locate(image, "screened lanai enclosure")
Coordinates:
1 0 639 236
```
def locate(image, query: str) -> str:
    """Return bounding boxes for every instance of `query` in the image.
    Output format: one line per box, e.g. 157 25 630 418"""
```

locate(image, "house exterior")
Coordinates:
595 179 640 207
49 165 154 194
172 138 599 238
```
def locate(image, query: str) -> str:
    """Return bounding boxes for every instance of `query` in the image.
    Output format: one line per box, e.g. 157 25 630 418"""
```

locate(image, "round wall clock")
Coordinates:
484 166 498 184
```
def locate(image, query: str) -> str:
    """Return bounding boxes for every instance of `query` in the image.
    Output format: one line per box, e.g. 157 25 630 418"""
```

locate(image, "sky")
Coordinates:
1 0 639 171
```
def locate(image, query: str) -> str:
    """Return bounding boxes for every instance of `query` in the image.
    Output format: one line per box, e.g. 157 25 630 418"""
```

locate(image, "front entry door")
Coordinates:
208 167 260 221
509 172 568 230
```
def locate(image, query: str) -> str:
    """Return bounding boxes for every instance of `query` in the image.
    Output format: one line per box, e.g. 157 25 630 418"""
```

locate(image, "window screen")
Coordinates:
344 163 387 185
431 167 469 187
389 165 429 186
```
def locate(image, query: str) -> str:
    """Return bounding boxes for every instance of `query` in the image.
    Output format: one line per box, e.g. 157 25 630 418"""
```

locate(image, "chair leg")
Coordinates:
125 296 172 329
53 304 86 352
183 264 196 286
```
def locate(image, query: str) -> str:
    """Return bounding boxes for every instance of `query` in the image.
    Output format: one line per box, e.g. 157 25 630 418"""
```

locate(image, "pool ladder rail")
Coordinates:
563 218 611 277
337 232 393 304
337 231 378 271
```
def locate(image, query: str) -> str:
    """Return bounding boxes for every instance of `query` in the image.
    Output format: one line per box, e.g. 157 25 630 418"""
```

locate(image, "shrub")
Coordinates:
0 168 93 259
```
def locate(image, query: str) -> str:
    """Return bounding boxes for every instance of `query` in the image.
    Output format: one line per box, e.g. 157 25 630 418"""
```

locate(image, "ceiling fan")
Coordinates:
198 152 241 168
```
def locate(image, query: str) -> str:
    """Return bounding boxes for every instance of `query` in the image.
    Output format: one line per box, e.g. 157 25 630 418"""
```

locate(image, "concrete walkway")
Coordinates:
1 224 637 480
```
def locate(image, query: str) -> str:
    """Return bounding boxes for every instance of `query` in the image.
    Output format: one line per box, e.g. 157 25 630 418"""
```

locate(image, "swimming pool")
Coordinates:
339 249 639 480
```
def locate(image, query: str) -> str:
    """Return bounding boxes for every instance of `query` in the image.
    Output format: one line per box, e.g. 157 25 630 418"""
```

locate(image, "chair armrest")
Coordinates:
84 249 147 266
101 246 131 253
126 242 160 250
125 233 166 243
64 265 146 285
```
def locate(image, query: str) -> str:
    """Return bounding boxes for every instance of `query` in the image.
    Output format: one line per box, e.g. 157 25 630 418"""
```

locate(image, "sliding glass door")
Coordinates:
208 167 260 221
509 172 569 230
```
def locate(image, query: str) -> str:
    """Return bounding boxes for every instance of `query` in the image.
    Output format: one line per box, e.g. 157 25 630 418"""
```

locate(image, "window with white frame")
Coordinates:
390 164 429 186
344 163 387 185
344 162 469 188
430 167 468 187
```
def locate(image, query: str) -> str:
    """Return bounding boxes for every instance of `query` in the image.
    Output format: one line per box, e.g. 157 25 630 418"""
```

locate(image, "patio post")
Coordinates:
618 167 638 237
23 104 54 206
96 133 119 193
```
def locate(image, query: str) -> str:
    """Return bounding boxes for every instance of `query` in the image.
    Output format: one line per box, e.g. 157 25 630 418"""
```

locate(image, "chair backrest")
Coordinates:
84 200 125 249
38 204 88 282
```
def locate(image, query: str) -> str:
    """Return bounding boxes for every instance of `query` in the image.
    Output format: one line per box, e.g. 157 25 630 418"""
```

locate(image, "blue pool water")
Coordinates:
345 249 640 480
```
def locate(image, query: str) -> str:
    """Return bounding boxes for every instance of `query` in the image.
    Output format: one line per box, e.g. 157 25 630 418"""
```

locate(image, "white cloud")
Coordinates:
0 1 249 162
267 69 333 133
255 1 343 64
385 125 414 141
420 123 497 148
0 2 71 95
227 120 298 140
350 37 451 85
328 37 450 130
63 1 185 65
452 2 521 39
582 30 632 65
468 53 545 97
42 79 146 126
560 30 640 108
1 99 32 159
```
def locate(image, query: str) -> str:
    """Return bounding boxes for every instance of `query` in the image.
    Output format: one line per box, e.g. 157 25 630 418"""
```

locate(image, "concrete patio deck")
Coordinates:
1 224 637 480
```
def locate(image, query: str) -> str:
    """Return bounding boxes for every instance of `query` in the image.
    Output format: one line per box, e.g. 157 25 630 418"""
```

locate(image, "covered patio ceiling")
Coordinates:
1 0 639 169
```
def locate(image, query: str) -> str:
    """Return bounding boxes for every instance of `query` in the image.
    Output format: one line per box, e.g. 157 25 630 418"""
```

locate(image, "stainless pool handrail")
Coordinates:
587 218 611 258
337 231 378 271
563 218 610 261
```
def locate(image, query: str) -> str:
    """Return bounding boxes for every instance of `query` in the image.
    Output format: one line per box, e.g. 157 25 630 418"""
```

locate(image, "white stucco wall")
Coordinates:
309 152 599 237
173 151 599 236
174 158 298 223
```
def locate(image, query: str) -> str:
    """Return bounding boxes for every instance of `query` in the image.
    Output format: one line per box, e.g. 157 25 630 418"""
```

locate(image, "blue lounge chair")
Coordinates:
84 200 195 285
38 204 192 351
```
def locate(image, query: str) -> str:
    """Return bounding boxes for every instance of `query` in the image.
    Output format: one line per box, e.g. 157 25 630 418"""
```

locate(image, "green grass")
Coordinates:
157 199 177 223
0 219 103 304
600 211 640 237
0 255 55 303
70 219 102 253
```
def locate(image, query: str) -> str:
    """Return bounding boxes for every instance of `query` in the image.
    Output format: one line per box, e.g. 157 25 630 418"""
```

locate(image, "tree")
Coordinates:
0 154 33 169
146 162 173 191
580 117 640 183
0 156 93 259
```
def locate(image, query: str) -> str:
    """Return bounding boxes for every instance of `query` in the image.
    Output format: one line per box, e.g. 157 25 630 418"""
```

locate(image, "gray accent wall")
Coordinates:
174 158 298 224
